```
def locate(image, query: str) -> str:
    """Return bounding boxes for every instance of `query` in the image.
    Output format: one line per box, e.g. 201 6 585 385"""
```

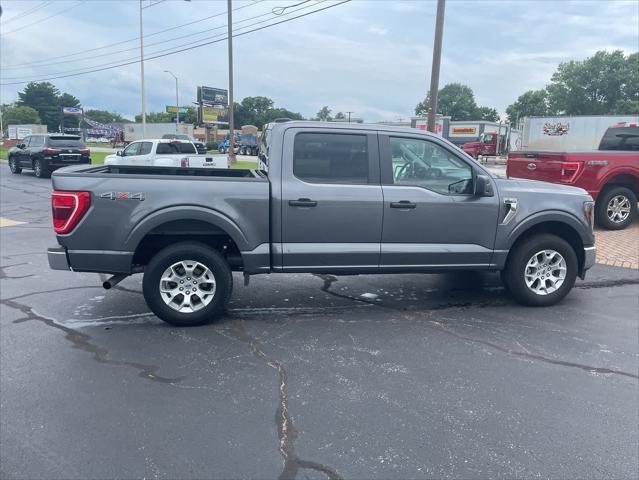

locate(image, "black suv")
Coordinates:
8 134 91 178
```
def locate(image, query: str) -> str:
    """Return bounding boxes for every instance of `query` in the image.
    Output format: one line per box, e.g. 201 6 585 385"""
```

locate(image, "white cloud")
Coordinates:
1 0 637 122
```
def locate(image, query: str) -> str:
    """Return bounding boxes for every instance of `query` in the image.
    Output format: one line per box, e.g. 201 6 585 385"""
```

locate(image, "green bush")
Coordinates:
206 141 218 151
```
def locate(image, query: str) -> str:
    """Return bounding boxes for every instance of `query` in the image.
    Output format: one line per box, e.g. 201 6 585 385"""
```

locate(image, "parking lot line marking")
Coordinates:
0 217 27 228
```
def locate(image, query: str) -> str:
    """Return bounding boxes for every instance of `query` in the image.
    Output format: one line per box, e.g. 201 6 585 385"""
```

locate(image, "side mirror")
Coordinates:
474 174 494 197
116 150 123 156
17 143 25 149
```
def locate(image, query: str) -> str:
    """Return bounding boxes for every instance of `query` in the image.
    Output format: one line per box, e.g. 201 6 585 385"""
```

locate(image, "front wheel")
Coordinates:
502 233 577 306
8 156 22 174
595 186 637 230
142 242 233 326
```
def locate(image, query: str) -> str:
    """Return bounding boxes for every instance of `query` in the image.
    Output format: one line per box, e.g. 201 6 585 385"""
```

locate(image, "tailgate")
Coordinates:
507 152 570 182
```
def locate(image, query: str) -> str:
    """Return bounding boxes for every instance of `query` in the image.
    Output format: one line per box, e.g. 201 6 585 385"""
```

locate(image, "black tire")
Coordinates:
503 233 578 307
8 156 22 174
33 158 50 178
142 241 233 326
595 186 637 230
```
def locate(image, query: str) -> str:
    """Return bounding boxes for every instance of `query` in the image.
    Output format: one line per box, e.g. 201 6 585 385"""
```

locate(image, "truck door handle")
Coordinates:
289 198 317 207
390 201 416 209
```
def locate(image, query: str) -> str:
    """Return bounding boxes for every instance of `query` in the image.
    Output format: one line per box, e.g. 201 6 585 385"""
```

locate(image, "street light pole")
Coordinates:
346 111 353 123
164 70 179 133
139 0 147 137
427 0 445 133
227 0 236 164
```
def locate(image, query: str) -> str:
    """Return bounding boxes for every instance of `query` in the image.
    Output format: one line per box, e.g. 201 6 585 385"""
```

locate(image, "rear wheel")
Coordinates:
8 156 22 174
503 234 577 306
33 158 50 178
142 242 233 326
595 186 637 230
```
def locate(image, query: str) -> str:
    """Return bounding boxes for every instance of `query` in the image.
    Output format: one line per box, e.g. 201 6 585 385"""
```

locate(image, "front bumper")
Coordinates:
48 246 71 271
579 245 596 278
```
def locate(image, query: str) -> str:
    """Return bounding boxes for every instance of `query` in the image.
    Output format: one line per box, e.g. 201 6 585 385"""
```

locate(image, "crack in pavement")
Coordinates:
427 319 639 380
227 318 343 480
0 262 35 280
313 274 639 380
576 278 639 289
2 297 182 384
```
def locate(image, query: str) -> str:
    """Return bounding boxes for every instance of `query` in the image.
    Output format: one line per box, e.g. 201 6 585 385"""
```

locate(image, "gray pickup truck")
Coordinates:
48 121 596 326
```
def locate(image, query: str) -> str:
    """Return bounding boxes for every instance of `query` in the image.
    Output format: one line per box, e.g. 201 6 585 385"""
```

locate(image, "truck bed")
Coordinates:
51 164 270 274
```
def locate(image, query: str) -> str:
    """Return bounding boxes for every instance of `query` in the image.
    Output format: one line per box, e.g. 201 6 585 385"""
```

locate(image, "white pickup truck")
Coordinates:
105 139 229 169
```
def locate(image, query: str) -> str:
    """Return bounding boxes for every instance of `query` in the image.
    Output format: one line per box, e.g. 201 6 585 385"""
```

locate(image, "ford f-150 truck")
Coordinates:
48 122 596 326
508 122 638 230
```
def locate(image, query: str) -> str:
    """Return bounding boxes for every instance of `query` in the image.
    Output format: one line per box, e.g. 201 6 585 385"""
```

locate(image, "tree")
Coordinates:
415 83 498 121
546 50 637 115
505 90 550 126
84 109 128 124
17 82 62 131
334 111 346 120
134 111 172 123
232 97 303 128
475 106 500 122
264 107 303 124
314 106 332 121
1 104 41 127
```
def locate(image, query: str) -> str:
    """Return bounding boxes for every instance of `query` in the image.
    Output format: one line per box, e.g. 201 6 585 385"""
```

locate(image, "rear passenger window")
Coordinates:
138 142 153 155
293 133 368 184
599 126 639 151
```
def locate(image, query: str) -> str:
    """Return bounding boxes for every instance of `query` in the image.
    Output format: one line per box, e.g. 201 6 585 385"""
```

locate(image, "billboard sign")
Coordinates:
451 126 477 135
165 105 189 114
62 107 83 116
200 106 228 124
198 86 228 106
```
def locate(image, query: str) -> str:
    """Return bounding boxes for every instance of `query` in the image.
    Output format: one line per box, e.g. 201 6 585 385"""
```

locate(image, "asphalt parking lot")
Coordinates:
1 165 638 479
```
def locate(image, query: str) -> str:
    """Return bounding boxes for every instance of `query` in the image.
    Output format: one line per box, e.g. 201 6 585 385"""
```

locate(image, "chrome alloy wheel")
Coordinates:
159 260 217 313
524 250 567 296
606 195 631 224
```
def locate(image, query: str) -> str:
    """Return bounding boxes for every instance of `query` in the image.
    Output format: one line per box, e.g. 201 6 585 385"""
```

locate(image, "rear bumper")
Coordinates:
48 246 71 270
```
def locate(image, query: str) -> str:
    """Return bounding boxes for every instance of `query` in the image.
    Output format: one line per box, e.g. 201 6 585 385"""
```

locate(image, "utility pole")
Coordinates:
427 0 445 133
227 0 236 163
346 111 353 123
164 70 179 133
139 0 147 137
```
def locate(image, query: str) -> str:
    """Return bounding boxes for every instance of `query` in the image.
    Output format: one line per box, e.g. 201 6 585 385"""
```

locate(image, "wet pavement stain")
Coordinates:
2 297 182 384
228 318 343 480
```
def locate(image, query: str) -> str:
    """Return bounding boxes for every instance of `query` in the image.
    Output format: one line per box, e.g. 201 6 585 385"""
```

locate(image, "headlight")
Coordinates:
583 201 595 229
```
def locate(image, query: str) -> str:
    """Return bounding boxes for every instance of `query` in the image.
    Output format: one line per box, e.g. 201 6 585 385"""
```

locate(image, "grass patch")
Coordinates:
91 151 111 164
230 160 257 170
0 147 8 160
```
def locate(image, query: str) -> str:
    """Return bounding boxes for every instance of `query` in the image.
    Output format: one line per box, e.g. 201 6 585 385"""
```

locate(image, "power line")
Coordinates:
0 1 53 25
2 0 315 72
0 0 326 81
2 1 86 35
0 0 351 86
1 0 264 69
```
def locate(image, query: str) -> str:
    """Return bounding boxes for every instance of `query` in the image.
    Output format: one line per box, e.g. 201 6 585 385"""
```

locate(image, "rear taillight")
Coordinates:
180 157 189 168
506 158 510 178
43 147 61 155
51 191 91 234
560 161 582 182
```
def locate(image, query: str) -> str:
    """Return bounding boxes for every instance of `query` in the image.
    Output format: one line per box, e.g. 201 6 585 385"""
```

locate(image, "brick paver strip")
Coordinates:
595 218 639 270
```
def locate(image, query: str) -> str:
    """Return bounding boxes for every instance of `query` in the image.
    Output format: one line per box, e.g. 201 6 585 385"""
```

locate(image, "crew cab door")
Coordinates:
379 134 500 268
279 128 383 271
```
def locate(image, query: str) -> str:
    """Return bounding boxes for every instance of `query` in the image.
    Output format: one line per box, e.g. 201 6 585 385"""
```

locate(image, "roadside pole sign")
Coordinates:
166 106 189 114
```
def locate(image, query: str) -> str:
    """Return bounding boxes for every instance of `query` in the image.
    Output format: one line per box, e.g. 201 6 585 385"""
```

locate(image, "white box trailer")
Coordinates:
123 123 194 143
519 115 639 151
7 124 47 139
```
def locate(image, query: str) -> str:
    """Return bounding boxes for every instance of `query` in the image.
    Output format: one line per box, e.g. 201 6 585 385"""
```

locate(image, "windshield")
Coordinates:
482 134 494 143
49 136 84 147
156 142 197 154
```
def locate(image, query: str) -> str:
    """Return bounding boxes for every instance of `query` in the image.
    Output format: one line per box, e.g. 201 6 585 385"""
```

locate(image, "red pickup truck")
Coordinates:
463 132 503 158
508 123 639 230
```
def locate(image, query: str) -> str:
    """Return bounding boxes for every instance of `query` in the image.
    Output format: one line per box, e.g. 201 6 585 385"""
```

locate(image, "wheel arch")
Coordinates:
599 172 639 198
126 206 250 270
504 212 590 276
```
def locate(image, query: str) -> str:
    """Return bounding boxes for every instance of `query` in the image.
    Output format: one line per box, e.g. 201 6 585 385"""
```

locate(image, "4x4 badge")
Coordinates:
99 192 145 201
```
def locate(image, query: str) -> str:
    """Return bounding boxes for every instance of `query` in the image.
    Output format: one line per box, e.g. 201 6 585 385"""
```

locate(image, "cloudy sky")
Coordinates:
1 0 637 121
